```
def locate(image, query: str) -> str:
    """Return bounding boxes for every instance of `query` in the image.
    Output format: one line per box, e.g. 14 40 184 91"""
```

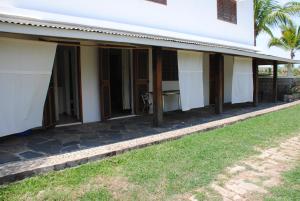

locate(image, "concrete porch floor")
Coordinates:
0 102 285 166
1 101 300 184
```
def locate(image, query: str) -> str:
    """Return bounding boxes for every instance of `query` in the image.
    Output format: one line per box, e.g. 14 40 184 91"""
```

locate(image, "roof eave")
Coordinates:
0 15 298 65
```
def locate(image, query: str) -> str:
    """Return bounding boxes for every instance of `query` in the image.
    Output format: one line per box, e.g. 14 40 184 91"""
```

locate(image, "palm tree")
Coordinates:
254 0 300 45
268 22 300 76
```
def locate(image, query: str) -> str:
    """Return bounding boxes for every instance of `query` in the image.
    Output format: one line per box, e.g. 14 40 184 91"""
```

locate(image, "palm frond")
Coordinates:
268 37 289 50
283 2 300 15
269 22 300 58
266 10 292 27
262 24 274 37
254 0 300 38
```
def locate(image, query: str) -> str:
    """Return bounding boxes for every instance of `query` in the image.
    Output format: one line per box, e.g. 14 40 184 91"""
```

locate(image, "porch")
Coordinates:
0 37 289 138
0 102 284 166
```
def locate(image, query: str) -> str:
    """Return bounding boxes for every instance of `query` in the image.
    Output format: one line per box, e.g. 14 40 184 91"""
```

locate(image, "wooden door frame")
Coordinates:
76 46 83 122
62 45 83 123
43 45 83 126
133 49 150 115
43 72 56 128
98 48 149 119
133 50 138 114
99 48 112 121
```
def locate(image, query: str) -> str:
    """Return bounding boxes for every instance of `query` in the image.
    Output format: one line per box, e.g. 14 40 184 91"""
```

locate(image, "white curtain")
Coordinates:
223 56 234 103
122 49 131 110
0 37 57 137
231 57 253 104
178 50 204 111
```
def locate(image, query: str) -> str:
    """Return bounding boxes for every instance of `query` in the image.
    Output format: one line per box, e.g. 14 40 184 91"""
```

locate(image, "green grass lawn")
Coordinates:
265 164 300 201
1 105 300 201
265 163 300 201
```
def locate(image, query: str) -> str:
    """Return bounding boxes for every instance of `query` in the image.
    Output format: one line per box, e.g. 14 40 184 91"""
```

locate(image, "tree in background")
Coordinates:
269 22 300 76
254 0 300 44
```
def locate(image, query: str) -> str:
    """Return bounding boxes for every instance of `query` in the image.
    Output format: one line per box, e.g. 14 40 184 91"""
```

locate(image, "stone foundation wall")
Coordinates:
259 77 300 102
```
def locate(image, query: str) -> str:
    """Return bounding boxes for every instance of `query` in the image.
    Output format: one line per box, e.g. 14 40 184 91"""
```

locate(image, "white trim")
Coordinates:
0 70 51 75
55 122 82 128
108 115 138 121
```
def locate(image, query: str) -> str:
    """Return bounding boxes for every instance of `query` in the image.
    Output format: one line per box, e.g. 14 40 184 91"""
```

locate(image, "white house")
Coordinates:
0 0 298 137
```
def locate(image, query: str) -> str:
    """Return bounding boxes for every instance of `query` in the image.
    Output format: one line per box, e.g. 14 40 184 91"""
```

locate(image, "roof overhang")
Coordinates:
0 12 299 65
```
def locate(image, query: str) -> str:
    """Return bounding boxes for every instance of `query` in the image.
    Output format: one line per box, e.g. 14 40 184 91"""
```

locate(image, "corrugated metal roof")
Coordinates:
0 15 256 52
0 13 299 64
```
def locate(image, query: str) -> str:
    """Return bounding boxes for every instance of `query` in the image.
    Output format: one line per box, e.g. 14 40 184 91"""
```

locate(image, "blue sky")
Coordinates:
256 0 300 60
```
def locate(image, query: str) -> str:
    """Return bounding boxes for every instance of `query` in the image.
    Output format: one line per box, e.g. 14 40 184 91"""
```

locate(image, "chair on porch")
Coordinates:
141 92 152 113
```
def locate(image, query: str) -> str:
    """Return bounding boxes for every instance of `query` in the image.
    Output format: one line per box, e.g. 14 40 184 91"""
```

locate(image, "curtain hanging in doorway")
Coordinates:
122 49 131 110
177 50 204 111
231 57 253 104
0 38 57 137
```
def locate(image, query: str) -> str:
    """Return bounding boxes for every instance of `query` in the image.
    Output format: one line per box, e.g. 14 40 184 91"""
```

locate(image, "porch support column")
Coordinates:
252 59 259 106
215 53 224 114
152 46 163 126
272 60 278 103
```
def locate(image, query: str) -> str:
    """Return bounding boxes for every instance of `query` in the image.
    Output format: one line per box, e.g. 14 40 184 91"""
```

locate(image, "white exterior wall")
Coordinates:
3 0 254 46
162 81 180 112
203 53 210 106
80 46 101 123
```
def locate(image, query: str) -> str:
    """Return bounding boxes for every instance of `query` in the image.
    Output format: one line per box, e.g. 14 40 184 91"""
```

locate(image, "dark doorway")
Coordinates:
110 49 130 116
133 49 149 115
99 49 132 119
43 46 82 127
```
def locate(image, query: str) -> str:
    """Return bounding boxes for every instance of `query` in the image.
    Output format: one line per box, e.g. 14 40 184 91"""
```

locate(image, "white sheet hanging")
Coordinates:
0 37 57 137
122 49 131 110
178 50 204 111
224 56 234 103
231 57 253 104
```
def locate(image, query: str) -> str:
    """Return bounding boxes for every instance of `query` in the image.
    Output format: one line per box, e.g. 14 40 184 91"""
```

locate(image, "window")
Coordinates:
162 50 178 81
147 0 167 5
217 0 237 24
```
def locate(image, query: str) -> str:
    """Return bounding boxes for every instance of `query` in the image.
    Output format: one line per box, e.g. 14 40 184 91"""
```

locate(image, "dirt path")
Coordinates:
191 135 300 201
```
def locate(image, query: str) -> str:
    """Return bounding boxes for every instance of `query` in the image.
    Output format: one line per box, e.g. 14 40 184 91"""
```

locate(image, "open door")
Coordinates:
133 49 149 114
43 46 82 127
43 75 56 128
99 48 111 120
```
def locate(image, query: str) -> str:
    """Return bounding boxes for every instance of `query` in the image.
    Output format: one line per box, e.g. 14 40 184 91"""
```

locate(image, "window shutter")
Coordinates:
147 0 167 5
231 0 237 23
217 0 237 24
217 0 225 20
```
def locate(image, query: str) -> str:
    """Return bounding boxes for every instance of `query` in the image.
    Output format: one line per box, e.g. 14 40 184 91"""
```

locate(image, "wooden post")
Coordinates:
273 60 278 103
252 59 259 106
215 54 224 114
152 47 163 126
